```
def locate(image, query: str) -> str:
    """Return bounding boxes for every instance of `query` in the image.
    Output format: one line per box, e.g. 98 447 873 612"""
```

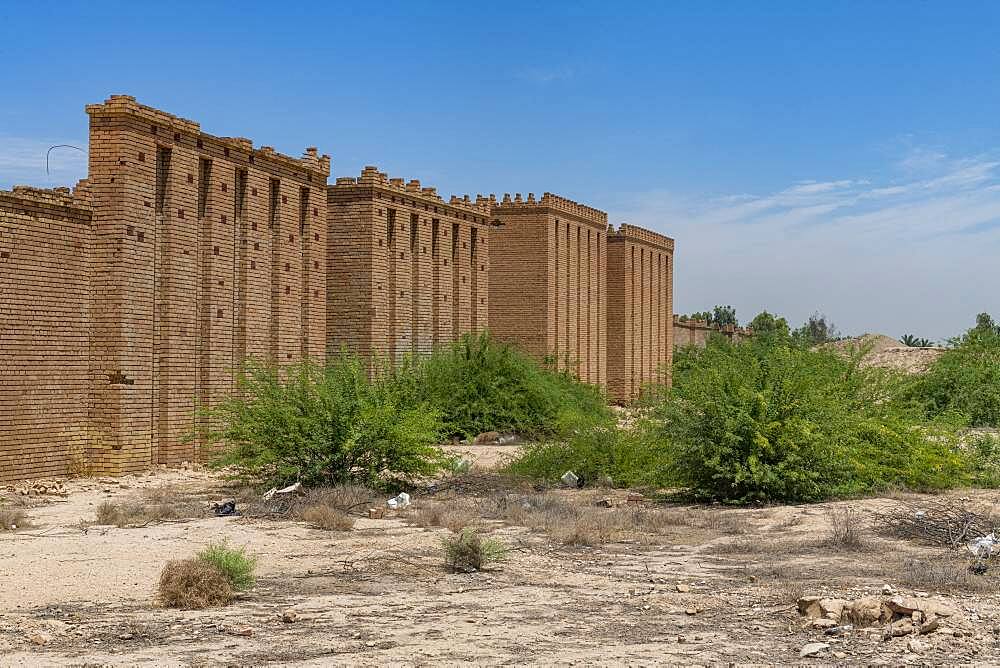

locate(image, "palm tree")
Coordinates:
901 334 933 347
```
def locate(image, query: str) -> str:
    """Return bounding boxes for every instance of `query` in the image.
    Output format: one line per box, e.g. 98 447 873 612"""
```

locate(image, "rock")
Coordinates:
833 651 847 659
626 492 645 505
798 596 823 618
845 596 887 626
594 498 614 508
676 584 691 593
885 620 915 638
281 609 298 623
819 598 846 622
907 639 929 653
560 471 580 487
368 507 385 520
800 642 830 658
919 615 940 635
473 431 500 445
685 608 698 615
882 584 894 595
28 632 51 646
810 618 838 629
886 595 957 619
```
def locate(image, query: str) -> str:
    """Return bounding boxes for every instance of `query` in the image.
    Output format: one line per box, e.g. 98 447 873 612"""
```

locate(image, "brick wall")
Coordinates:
84 95 329 473
674 317 751 348
488 192 607 384
327 167 490 363
0 185 93 482
606 224 674 403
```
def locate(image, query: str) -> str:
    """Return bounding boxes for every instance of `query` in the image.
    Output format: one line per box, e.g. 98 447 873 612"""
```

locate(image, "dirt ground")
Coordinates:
4 450 1000 666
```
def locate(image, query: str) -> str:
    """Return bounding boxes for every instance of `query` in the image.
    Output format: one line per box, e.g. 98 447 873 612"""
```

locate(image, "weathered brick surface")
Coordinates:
0 185 93 482
488 193 607 384
327 167 490 362
606 224 674 402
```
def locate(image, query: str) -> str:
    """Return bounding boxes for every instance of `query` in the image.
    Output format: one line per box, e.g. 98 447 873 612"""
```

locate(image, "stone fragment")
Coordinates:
28 632 51 646
282 609 298 623
819 598 846 622
799 642 830 658
676 584 691 593
907 639 929 653
844 596 887 626
798 596 823 618
810 618 838 629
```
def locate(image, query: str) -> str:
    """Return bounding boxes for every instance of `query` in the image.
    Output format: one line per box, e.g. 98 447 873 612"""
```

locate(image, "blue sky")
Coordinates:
2 1 998 341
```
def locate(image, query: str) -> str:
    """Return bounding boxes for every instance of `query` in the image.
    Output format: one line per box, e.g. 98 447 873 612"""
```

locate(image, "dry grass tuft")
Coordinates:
409 503 478 533
93 486 205 527
0 507 31 531
442 527 507 572
299 504 355 531
894 556 1000 594
824 507 869 551
158 558 234 609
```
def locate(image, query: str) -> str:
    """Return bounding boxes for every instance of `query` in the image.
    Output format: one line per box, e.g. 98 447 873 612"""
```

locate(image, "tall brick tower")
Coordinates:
85 95 329 473
487 192 608 385
327 166 491 362
606 224 674 402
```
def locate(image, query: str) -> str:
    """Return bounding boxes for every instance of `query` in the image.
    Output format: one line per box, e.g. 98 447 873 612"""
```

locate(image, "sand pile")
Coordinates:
824 334 945 374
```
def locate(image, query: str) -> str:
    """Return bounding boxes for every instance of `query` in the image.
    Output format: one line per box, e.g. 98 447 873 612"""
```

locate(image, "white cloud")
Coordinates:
0 137 87 190
611 149 1000 342
516 65 576 84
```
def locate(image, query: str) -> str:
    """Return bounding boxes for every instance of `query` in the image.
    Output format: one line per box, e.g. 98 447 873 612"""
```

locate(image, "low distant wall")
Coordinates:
673 316 751 349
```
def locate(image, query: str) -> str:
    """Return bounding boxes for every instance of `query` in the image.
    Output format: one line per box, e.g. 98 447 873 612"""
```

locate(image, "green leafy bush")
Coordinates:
207 356 447 488
410 332 611 440
649 338 966 503
504 422 675 489
196 542 257 591
907 325 1000 427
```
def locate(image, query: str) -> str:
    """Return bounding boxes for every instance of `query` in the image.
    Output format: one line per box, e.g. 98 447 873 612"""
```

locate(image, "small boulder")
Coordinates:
907 638 929 653
844 596 887 626
798 596 823 619
28 632 51 646
282 609 298 623
676 584 691 593
810 618 838 629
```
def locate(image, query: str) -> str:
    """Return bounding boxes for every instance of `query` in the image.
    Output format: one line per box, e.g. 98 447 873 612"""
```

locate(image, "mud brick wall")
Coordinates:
606 224 674 402
327 167 490 363
0 186 93 483
85 95 329 473
489 193 607 385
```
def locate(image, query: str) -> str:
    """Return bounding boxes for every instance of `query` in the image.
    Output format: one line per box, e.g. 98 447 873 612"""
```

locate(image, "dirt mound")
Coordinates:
825 334 944 374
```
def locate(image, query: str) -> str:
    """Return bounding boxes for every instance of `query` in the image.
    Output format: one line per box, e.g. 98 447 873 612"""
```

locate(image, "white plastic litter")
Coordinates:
387 492 411 510
968 533 998 558
561 471 579 487
263 481 302 501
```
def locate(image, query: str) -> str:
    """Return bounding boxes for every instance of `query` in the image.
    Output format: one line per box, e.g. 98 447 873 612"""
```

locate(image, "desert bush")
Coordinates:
0 507 30 531
409 503 478 533
92 487 204 527
442 527 507 572
907 323 1000 427
196 542 256 591
299 504 355 531
207 356 447 488
966 433 1000 487
159 558 234 609
824 507 868 550
649 337 966 504
410 332 612 440
504 421 673 489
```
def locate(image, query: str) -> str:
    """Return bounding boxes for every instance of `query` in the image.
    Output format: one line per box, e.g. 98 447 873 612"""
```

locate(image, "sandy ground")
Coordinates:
4 452 1000 666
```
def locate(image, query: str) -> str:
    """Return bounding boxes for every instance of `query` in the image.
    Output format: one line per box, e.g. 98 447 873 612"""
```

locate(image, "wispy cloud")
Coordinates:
0 137 87 190
612 149 1000 342
516 65 576 84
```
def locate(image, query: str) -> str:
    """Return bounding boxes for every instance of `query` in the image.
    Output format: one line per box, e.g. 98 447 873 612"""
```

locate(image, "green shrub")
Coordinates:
907 326 1000 427
966 432 1000 487
504 422 675 489
649 337 965 504
409 332 611 440
197 542 257 591
206 356 446 488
